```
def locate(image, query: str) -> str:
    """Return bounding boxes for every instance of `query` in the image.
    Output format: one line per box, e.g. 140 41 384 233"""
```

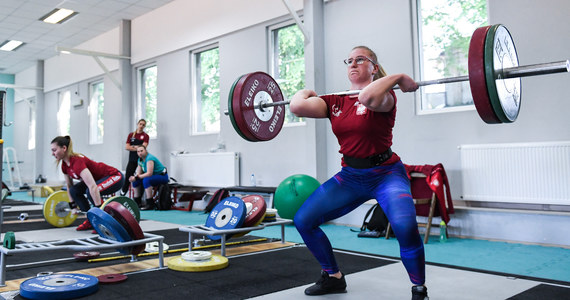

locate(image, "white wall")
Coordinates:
13 67 37 103
44 28 121 92
38 74 123 183
131 0 303 64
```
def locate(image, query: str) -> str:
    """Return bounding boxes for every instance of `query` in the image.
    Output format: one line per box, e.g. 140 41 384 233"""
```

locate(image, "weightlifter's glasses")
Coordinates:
344 56 376 66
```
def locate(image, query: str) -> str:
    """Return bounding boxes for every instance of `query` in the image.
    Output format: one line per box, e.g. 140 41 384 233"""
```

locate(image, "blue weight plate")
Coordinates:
87 207 132 254
20 273 99 300
205 196 246 241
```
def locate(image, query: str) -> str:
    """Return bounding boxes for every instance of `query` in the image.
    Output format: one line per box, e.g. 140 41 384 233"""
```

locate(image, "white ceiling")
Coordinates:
0 0 175 75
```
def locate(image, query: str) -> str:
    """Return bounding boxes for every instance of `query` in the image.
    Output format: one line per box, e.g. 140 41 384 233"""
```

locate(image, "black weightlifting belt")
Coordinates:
343 148 393 169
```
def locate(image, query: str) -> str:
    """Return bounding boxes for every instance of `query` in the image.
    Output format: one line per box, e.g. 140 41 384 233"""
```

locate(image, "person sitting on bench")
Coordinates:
129 145 169 210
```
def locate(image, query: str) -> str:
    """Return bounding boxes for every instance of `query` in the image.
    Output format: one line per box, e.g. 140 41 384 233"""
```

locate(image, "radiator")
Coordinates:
169 152 240 187
459 141 570 205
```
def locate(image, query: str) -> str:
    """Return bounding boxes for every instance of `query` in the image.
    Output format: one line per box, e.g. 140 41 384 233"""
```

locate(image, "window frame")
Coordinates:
412 0 486 116
190 43 220 135
57 90 71 136
27 97 36 150
88 79 104 145
267 19 306 127
136 63 158 139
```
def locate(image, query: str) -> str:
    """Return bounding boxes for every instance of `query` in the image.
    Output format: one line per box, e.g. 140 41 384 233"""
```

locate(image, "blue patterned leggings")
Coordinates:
294 161 425 285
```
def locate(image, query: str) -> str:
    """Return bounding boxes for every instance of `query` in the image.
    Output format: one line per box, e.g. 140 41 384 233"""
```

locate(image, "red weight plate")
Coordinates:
468 25 502 124
242 195 267 227
232 72 286 141
103 201 145 255
232 194 267 238
97 273 128 284
73 251 100 261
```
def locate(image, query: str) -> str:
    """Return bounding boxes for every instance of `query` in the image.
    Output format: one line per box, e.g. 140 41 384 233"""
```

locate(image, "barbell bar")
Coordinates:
229 60 569 113
226 24 570 142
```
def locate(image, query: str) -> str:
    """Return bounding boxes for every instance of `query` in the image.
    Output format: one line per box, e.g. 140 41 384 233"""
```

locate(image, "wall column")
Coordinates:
303 0 327 182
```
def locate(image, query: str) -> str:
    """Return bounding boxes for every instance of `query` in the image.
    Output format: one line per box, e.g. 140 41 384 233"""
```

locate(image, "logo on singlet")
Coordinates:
331 104 342 117
355 101 367 115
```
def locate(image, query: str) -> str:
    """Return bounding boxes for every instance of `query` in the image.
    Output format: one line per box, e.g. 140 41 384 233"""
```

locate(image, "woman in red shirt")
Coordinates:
121 119 149 200
51 136 125 230
290 46 428 300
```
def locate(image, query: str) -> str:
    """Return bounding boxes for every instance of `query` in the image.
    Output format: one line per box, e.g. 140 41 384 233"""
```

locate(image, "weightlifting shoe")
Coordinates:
411 285 429 300
76 219 93 231
304 271 347 295
141 202 156 211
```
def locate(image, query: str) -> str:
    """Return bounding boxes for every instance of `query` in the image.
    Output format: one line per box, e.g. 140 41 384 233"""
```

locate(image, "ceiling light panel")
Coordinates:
0 40 24 51
40 8 78 24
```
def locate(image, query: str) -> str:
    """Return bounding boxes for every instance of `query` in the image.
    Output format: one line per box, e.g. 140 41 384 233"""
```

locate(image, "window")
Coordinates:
88 81 104 144
270 22 305 123
416 0 487 113
138 65 158 138
57 90 70 135
192 46 220 133
27 98 35 150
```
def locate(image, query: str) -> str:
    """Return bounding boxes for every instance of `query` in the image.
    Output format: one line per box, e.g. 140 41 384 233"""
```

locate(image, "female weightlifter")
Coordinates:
121 119 149 199
51 136 125 231
290 46 428 300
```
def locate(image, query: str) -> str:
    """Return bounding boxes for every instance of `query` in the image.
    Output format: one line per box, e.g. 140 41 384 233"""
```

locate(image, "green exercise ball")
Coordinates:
274 174 320 220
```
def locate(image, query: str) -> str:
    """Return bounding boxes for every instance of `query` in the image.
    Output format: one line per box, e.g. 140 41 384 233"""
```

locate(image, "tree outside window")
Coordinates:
271 23 304 123
418 0 487 112
140 66 157 138
194 47 220 133
88 81 104 144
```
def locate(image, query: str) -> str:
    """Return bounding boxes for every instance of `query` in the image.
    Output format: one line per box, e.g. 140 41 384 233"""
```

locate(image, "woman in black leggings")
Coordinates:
121 119 149 205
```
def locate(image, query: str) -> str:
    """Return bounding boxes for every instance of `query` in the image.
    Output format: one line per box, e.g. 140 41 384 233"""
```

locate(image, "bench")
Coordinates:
179 218 292 256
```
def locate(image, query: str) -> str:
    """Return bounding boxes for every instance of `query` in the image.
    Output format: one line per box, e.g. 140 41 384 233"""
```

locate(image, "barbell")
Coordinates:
43 191 141 227
225 24 569 142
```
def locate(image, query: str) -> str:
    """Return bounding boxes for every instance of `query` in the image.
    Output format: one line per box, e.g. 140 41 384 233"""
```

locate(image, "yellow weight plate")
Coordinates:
167 255 228 272
43 191 77 227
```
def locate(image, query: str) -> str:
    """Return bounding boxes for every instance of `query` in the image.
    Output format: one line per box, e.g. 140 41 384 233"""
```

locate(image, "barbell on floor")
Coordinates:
224 24 569 142
43 191 141 228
